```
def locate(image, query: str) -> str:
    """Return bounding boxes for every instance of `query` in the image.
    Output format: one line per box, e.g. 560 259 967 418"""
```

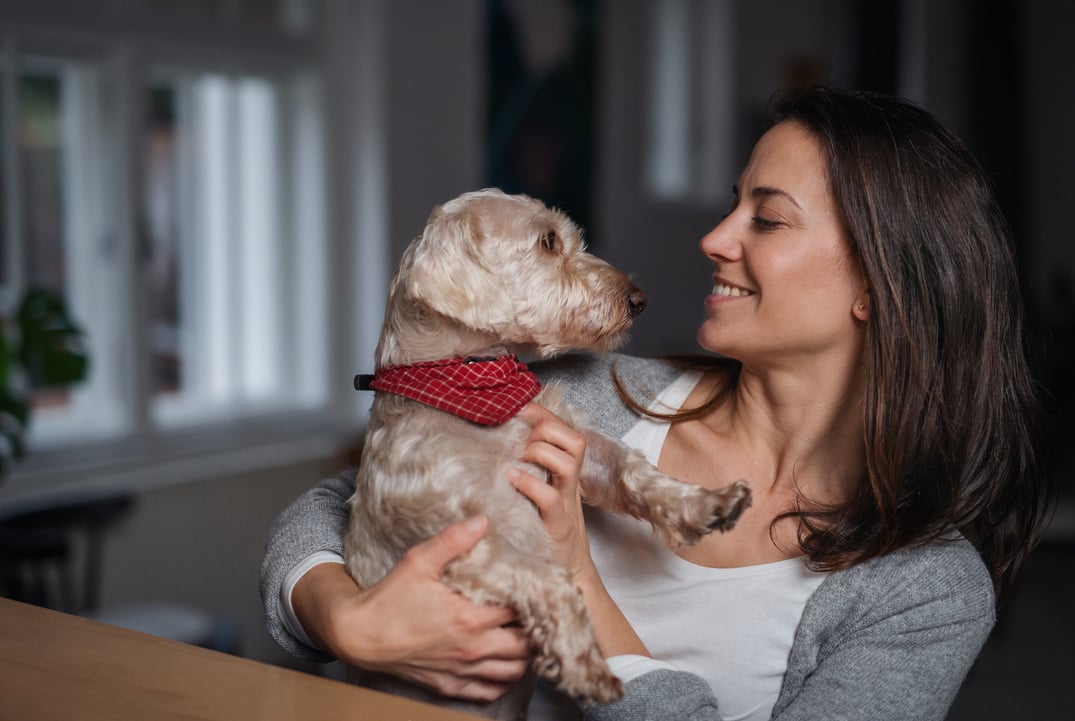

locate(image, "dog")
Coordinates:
344 188 751 719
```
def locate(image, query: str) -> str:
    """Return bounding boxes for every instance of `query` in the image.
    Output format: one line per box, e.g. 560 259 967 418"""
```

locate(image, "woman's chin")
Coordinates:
696 325 750 362
696 325 727 355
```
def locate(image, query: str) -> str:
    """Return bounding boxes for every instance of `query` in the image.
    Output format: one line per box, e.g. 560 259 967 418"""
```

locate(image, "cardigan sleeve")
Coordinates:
581 539 995 721
769 539 996 721
258 469 356 662
583 670 724 721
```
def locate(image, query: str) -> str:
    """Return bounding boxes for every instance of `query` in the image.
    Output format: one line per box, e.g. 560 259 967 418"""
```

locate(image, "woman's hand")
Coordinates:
292 516 532 702
509 403 597 582
509 403 651 660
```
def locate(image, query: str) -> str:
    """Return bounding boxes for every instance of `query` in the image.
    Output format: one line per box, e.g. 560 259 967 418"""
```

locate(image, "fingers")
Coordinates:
508 467 561 511
465 601 519 630
508 408 595 576
454 654 530 686
434 674 523 703
403 515 489 576
334 516 534 704
391 621 532 702
398 518 534 639
515 401 556 425
515 403 586 490
460 626 532 667
403 656 530 702
517 404 586 458
428 630 531 699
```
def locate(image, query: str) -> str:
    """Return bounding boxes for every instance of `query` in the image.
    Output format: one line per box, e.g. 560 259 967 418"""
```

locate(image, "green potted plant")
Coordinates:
0 287 90 478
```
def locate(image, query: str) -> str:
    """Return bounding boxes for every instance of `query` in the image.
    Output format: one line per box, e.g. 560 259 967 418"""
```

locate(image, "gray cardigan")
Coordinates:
260 354 995 721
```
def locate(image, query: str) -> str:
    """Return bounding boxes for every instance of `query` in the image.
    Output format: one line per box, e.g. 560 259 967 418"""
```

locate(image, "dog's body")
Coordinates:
344 189 751 719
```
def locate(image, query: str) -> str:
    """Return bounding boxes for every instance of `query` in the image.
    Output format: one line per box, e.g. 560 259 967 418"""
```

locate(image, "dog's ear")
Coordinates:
403 206 516 332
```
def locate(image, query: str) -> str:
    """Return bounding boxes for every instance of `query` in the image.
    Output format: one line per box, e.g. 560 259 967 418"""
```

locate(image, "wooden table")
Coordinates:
0 597 479 720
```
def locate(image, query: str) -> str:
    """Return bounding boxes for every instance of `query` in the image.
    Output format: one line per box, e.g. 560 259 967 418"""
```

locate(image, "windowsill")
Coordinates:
0 409 365 510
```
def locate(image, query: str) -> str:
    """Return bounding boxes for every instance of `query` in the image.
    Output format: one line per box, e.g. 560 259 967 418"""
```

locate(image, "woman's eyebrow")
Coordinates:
732 183 802 210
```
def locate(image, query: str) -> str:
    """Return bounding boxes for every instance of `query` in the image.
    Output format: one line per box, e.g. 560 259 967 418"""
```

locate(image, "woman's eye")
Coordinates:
751 216 782 231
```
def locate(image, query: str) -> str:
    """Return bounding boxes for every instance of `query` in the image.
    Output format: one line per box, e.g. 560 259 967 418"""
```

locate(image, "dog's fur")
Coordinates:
344 189 751 719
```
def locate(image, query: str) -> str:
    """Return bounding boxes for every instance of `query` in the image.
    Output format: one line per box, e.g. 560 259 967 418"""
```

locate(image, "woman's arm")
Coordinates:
769 615 993 721
291 517 532 701
580 590 991 721
260 471 354 661
259 473 531 701
511 403 725 720
509 403 648 659
511 402 994 721
767 542 995 721
580 543 993 721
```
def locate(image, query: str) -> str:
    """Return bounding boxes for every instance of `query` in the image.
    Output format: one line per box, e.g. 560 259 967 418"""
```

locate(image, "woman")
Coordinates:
260 86 1049 720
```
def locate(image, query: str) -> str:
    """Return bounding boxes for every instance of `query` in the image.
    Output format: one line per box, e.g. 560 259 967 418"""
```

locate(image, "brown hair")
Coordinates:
622 86 1051 598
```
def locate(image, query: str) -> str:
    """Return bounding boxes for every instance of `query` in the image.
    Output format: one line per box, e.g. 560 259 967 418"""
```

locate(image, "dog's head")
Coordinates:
398 188 645 357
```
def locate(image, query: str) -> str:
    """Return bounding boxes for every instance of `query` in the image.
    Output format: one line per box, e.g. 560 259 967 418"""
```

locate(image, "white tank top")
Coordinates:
529 370 828 721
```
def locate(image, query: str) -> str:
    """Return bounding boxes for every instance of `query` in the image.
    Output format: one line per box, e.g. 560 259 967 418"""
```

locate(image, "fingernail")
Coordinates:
463 515 487 533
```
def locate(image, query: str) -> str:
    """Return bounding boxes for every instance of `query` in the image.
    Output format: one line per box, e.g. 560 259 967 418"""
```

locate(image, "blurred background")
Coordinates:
0 0 1070 718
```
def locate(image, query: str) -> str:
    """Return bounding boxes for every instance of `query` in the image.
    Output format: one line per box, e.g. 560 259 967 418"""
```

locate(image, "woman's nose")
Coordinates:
699 214 742 262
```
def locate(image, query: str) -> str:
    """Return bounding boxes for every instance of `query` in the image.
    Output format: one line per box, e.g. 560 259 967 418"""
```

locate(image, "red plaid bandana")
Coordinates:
355 355 541 426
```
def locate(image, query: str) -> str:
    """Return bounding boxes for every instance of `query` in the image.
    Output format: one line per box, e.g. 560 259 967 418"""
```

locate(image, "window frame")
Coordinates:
0 2 376 498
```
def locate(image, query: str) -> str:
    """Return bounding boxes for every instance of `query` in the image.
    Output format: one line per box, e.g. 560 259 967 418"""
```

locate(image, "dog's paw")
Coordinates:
583 672 625 705
538 656 623 706
704 479 752 531
532 634 624 705
665 479 752 546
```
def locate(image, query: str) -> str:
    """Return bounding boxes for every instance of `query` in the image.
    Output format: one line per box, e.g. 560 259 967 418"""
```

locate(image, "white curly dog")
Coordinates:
344 188 751 719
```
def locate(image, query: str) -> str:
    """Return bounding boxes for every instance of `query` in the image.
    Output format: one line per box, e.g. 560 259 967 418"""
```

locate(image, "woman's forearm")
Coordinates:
286 518 533 702
576 565 649 659
291 561 365 655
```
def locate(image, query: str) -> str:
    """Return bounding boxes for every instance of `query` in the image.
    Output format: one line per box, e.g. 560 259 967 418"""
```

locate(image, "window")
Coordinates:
0 1 358 484
647 0 735 203
144 72 312 427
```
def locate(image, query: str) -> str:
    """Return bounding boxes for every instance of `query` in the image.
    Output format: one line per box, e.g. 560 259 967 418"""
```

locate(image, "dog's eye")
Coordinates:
541 230 560 253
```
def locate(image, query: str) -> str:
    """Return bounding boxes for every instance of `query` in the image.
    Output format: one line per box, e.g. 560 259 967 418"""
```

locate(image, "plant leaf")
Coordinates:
15 287 91 389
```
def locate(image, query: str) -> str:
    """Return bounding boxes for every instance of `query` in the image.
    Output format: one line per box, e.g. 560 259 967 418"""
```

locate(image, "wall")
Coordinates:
1024 0 1075 306
99 456 344 670
595 0 854 356
384 0 486 262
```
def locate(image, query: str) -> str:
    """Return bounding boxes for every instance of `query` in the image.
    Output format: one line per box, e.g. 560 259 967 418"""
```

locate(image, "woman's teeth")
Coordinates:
713 283 752 297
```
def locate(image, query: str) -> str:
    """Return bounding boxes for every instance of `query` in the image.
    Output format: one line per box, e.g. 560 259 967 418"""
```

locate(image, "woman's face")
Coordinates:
697 121 868 366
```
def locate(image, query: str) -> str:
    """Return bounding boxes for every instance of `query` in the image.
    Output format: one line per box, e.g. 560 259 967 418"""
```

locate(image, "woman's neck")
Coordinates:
708 355 866 504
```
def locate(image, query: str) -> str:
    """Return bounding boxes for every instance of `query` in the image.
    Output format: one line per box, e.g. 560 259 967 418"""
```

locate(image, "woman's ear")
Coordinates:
852 293 871 321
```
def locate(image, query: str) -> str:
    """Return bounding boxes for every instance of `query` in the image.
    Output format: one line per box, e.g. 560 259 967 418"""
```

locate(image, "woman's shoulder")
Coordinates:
777 537 997 719
865 535 991 597
531 352 681 388
531 353 685 435
809 535 995 627
533 352 703 406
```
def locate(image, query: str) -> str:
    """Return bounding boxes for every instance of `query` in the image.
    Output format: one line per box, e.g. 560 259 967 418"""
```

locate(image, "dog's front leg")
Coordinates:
579 431 751 546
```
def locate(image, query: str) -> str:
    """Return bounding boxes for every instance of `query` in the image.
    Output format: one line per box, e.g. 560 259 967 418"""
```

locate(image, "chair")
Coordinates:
0 488 239 653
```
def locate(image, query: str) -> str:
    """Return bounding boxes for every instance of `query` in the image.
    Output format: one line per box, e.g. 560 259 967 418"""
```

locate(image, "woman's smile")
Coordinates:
706 279 756 303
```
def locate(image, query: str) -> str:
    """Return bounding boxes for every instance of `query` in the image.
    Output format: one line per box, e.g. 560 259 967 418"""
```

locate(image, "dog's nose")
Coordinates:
627 287 648 318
